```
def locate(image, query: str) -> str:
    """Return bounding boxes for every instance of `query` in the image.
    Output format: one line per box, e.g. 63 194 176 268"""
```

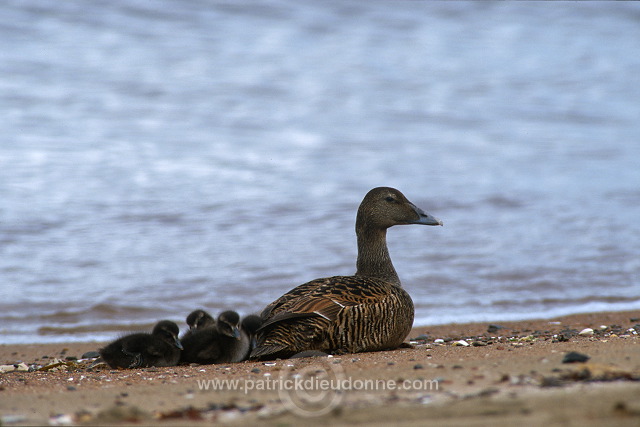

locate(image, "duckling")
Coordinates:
241 314 263 353
186 309 215 330
180 311 250 364
181 309 216 342
98 320 183 369
251 187 442 360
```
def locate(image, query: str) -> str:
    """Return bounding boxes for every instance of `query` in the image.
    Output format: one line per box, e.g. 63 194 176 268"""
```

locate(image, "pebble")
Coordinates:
487 324 505 333
250 368 261 374
0 363 29 373
452 340 470 347
472 341 487 347
434 339 445 344
81 351 100 359
562 351 590 363
413 364 424 370
578 328 594 336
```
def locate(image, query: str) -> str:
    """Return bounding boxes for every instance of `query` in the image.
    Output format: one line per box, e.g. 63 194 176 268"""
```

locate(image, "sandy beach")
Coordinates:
1 310 639 426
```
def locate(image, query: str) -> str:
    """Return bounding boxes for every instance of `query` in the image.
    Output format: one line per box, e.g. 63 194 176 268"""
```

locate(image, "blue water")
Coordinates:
1 1 639 344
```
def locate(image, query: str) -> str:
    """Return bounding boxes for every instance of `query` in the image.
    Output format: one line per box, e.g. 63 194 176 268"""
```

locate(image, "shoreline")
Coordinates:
1 309 639 426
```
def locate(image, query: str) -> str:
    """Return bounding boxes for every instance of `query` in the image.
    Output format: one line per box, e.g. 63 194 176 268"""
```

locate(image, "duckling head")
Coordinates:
186 309 215 330
153 320 184 350
217 311 242 340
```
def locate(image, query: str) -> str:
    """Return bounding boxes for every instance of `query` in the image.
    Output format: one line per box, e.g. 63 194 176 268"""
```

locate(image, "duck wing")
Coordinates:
253 276 403 359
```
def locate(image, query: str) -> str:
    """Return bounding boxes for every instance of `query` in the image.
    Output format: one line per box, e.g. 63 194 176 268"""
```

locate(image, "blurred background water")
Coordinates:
1 0 639 344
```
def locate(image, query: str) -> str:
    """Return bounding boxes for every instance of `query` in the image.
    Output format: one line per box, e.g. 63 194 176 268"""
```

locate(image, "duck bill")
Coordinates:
233 326 241 340
175 337 184 350
410 204 443 226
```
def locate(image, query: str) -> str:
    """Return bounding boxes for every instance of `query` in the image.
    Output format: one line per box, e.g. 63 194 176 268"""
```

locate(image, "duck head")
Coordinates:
186 309 215 330
356 187 442 232
217 311 242 340
153 320 184 350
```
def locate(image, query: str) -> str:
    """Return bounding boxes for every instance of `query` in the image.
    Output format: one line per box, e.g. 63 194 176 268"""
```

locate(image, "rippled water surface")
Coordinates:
1 1 639 343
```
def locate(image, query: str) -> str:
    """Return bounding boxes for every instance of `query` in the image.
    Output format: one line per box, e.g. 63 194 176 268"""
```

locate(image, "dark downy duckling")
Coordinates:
251 187 442 360
180 311 250 364
182 309 216 341
98 320 183 369
186 309 216 330
241 314 263 353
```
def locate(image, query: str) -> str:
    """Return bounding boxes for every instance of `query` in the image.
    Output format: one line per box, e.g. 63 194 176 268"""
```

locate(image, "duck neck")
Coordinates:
355 226 401 286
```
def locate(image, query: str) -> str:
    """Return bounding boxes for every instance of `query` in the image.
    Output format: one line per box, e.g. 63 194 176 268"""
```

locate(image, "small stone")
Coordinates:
599 325 608 330
452 340 470 347
578 328 594 336
414 334 429 341
250 368 260 373
562 351 590 363
413 364 424 370
434 339 445 344
472 341 487 347
81 351 100 359
67 386 77 391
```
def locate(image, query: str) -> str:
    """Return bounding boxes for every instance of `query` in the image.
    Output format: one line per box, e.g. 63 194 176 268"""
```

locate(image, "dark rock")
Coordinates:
67 386 77 391
629 318 639 322
487 324 505 333
250 368 260 374
562 351 590 364
413 334 430 341
472 341 487 347
81 351 101 359
413 364 424 370
559 328 579 337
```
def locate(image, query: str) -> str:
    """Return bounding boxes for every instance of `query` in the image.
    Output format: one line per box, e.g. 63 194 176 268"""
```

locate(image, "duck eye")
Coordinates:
385 196 395 203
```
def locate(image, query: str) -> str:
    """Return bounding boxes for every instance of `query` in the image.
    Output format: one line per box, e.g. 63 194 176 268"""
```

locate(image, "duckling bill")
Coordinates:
98 320 183 369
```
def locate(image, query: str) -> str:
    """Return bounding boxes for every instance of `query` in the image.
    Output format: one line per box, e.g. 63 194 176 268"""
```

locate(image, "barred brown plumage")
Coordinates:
250 187 443 360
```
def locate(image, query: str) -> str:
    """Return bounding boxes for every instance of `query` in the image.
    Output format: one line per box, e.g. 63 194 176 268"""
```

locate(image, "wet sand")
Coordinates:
1 310 639 426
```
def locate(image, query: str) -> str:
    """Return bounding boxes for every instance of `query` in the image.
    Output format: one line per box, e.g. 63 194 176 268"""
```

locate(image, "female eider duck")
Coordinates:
98 320 183 369
180 311 254 364
250 187 442 360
